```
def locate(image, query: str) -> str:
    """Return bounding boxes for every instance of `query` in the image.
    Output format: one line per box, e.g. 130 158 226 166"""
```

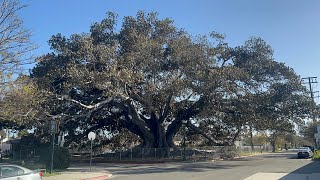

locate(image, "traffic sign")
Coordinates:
50 120 58 134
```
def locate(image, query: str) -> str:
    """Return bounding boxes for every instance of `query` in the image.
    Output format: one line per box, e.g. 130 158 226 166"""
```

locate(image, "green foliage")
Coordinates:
2 11 314 149
313 150 320 159
39 146 71 170
301 121 319 143
242 132 268 146
255 133 268 146
108 129 141 150
0 77 43 130
17 130 29 137
15 134 48 150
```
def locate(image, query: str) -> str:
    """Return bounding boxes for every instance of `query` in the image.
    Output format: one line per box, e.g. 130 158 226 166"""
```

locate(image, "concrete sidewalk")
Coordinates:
43 171 112 180
244 173 320 180
43 167 112 180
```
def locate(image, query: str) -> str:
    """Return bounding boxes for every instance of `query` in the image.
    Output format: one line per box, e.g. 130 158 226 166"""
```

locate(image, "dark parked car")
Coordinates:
0 164 42 180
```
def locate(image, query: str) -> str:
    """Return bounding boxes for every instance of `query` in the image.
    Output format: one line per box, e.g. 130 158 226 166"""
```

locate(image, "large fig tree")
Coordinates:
30 12 313 148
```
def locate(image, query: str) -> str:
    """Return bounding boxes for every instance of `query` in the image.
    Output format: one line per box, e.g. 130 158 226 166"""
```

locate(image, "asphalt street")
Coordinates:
108 152 320 180
68 152 320 180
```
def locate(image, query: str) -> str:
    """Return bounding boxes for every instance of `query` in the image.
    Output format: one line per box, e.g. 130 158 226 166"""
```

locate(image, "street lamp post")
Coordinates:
182 120 187 161
49 119 58 174
88 132 96 171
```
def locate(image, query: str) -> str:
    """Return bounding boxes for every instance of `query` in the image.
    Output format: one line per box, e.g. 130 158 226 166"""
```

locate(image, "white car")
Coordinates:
0 164 42 180
297 147 313 158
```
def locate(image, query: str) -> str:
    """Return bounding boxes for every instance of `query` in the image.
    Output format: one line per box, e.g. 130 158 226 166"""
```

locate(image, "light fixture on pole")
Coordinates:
88 132 96 170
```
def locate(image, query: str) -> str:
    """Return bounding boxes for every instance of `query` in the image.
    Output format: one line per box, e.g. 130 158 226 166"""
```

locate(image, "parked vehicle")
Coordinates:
0 164 42 180
303 146 315 152
297 147 313 159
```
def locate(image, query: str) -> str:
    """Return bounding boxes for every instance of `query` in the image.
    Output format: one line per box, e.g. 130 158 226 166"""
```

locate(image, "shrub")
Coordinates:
313 150 320 160
39 146 71 170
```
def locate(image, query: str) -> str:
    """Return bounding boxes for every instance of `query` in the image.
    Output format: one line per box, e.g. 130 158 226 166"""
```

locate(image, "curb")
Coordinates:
80 174 112 180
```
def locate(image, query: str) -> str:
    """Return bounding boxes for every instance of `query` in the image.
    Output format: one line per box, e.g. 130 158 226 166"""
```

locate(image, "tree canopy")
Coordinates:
2 11 314 149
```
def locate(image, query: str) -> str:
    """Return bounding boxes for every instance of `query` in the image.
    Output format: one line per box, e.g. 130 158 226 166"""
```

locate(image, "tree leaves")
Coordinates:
4 11 314 148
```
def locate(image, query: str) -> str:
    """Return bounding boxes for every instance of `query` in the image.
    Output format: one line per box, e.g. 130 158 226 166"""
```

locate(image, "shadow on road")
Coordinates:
110 163 240 175
260 153 297 159
279 159 320 180
68 161 241 175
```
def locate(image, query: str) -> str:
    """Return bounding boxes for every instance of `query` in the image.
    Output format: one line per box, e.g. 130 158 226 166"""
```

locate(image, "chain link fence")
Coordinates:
71 145 271 162
11 148 39 162
7 145 271 163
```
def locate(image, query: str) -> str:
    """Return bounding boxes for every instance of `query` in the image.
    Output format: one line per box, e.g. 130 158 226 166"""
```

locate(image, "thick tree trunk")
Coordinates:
166 118 183 147
230 125 241 145
129 113 172 148
149 113 169 148
249 125 254 151
271 133 277 153
271 142 276 153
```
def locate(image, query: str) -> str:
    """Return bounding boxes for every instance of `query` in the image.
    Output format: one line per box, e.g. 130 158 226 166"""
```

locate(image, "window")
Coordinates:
0 166 25 177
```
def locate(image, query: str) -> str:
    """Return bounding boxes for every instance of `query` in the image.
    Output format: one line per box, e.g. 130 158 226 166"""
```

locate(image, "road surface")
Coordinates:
70 152 320 180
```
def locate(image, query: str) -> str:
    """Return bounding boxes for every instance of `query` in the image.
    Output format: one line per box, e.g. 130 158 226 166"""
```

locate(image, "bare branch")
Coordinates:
57 95 113 109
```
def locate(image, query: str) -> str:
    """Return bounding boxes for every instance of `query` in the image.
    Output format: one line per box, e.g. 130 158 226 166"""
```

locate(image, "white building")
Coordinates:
314 125 320 148
0 137 12 154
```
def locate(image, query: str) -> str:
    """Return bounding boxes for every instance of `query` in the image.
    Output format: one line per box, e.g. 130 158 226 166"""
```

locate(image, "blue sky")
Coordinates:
21 0 320 98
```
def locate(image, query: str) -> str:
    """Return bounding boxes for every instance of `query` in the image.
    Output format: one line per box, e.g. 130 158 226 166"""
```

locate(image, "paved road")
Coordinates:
69 152 320 180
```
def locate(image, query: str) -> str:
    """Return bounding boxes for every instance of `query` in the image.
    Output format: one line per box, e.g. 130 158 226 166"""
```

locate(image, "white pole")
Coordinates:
90 139 93 170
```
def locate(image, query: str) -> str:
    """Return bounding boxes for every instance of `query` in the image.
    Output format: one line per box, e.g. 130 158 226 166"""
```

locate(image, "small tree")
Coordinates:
301 121 319 143
0 0 36 130
254 133 268 150
0 0 36 92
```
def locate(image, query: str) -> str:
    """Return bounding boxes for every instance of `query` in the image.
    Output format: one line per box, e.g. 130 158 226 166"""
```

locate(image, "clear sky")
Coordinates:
21 0 320 99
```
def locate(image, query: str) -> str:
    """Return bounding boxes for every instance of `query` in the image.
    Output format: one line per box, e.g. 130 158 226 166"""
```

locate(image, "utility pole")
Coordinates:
302 77 318 123
302 77 319 148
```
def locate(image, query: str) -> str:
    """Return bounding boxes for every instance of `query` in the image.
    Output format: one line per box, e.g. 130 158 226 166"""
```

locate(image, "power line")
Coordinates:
302 77 318 123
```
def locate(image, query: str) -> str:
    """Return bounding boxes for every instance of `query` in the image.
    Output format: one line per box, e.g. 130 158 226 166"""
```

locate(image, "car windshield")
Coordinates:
299 147 309 149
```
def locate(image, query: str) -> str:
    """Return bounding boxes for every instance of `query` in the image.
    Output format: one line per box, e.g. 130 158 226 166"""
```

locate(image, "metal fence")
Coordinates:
71 145 271 162
7 145 271 163
11 148 39 162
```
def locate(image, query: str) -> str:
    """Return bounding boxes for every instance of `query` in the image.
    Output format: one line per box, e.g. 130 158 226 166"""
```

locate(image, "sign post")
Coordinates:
50 120 57 174
88 132 96 170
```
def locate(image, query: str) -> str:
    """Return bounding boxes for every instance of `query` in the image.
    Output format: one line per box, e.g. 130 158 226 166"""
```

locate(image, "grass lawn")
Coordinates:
42 172 61 177
239 151 264 156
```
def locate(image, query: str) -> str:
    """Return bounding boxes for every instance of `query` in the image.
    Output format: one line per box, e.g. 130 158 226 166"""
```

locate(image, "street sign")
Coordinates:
50 120 58 134
88 132 96 140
